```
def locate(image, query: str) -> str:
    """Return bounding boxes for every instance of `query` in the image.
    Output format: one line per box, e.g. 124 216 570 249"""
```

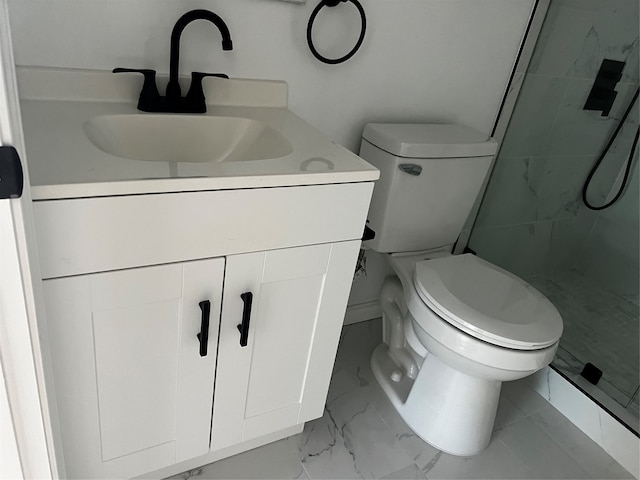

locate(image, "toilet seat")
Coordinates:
413 254 562 350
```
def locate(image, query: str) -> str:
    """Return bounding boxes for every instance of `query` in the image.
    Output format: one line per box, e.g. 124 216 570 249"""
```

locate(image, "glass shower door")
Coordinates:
468 0 639 428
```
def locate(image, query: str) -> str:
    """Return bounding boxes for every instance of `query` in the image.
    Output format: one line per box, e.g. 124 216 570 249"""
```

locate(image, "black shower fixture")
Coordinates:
584 59 625 116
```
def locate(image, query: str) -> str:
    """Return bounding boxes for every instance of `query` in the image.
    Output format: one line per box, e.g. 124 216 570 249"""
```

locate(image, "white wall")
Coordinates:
7 0 535 309
8 0 533 152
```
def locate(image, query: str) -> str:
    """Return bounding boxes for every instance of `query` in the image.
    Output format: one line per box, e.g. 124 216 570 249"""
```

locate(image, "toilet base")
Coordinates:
371 343 501 456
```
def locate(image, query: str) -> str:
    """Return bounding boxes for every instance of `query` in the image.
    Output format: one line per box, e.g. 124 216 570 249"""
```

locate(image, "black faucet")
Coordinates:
114 9 233 113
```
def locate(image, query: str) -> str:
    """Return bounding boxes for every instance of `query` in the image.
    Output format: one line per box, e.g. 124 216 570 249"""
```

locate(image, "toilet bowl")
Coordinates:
358 123 563 456
370 250 561 456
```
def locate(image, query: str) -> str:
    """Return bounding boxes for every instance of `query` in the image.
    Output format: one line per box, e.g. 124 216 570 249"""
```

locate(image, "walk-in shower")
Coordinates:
469 0 639 432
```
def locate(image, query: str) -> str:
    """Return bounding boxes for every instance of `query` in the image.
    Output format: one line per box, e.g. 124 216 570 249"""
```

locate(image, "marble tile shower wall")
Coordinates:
469 0 639 280
574 151 639 305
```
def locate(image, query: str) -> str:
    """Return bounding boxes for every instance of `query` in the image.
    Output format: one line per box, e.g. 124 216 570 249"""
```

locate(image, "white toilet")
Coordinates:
360 123 563 456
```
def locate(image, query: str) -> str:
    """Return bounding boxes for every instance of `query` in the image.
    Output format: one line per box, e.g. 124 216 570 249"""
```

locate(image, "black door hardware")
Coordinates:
0 146 24 199
197 300 211 357
361 224 375 241
237 292 253 347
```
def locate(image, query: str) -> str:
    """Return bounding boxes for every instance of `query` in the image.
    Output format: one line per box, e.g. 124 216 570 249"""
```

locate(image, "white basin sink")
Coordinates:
84 114 293 163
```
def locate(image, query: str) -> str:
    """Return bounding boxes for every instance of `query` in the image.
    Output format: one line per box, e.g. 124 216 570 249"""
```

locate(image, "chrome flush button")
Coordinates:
399 164 422 176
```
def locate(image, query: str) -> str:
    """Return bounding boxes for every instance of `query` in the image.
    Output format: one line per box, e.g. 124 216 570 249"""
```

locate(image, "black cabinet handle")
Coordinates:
197 300 211 357
237 292 253 347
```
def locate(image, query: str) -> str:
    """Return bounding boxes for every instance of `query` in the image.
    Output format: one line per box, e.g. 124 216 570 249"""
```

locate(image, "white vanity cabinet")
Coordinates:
43 241 360 479
18 68 379 479
213 241 360 451
35 183 373 479
43 258 226 478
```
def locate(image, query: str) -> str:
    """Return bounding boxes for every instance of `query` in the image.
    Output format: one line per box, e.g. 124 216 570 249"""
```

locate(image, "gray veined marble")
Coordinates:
474 155 606 229
499 75 570 158
469 214 598 279
546 80 639 158
290 380 415 478
167 439 309 480
528 0 639 83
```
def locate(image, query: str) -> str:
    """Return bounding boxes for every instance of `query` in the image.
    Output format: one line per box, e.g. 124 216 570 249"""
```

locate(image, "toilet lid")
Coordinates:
413 254 563 350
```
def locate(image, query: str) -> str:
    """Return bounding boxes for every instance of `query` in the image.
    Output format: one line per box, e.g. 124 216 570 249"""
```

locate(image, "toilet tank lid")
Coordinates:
362 123 499 158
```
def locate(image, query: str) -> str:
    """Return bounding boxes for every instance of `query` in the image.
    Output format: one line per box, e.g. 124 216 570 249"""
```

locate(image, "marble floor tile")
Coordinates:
381 464 427 480
495 417 591 479
290 393 415 480
528 405 635 479
289 410 364 480
169 439 307 480
327 386 415 479
421 439 534 480
492 393 528 431
501 378 553 416
333 318 382 389
327 364 361 404
367 385 442 471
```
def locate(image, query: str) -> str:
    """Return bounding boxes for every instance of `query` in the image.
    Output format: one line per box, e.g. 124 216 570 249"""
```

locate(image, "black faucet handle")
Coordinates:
113 68 161 112
185 72 229 113
192 71 230 80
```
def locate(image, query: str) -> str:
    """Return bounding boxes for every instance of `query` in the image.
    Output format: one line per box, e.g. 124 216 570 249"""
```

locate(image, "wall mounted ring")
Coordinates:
306 0 367 65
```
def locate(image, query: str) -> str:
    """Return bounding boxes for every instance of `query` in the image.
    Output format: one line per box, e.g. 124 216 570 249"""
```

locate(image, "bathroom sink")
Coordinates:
84 114 293 163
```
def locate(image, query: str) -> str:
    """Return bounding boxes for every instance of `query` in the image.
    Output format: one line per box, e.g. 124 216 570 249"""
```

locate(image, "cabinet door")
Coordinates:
212 241 360 450
43 258 224 479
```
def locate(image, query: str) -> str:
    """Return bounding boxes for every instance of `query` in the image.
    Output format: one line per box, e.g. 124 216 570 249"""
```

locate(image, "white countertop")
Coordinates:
18 68 378 200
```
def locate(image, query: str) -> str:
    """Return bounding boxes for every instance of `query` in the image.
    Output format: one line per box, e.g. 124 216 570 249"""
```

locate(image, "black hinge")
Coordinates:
580 362 603 385
362 224 375 241
0 146 23 199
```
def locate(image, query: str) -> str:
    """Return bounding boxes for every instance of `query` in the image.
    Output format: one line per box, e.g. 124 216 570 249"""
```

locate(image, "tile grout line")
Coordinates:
283 432 313 480
501 423 591 478
509 401 606 479
496 438 535 478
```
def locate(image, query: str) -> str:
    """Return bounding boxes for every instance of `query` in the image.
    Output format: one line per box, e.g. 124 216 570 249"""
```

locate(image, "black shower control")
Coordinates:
584 59 625 116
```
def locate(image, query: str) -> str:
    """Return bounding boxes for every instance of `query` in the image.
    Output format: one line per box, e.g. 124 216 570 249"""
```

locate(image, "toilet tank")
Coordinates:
360 124 498 253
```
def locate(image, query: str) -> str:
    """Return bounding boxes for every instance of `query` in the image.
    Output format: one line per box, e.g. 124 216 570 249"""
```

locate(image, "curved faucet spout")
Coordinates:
167 9 233 99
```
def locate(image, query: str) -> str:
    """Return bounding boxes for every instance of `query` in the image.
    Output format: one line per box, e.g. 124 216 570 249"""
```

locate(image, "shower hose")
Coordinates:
582 87 639 211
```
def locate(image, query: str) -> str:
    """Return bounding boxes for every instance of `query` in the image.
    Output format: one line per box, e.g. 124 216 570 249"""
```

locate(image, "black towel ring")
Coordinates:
306 0 367 65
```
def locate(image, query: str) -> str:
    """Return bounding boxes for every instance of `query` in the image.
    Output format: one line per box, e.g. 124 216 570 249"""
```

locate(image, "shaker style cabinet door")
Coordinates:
43 258 225 479
212 241 361 451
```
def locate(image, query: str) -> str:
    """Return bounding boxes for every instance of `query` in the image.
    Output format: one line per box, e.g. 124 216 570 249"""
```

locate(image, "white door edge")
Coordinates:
0 2 59 478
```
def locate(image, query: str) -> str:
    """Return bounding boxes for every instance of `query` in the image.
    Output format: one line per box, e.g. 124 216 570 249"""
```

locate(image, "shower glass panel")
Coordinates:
469 0 639 429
